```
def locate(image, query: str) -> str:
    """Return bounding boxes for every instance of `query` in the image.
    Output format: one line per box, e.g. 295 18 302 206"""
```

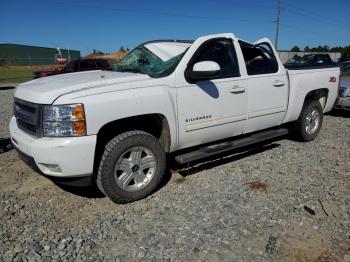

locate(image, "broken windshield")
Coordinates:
112 45 187 78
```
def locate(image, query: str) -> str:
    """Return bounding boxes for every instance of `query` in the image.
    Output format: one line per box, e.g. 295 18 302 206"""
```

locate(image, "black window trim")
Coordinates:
256 42 280 74
185 37 241 83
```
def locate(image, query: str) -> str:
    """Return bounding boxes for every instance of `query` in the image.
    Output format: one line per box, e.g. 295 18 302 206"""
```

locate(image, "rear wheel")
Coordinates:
290 100 323 142
97 131 166 204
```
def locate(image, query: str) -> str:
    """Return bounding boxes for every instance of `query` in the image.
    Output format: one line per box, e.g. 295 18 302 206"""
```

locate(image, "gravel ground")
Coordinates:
1 85 350 261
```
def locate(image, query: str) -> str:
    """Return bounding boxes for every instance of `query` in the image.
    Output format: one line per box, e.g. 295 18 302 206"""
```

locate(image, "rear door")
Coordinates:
239 39 289 133
176 37 248 149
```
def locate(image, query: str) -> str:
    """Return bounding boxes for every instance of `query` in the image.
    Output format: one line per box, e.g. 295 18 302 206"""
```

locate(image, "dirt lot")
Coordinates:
1 86 350 261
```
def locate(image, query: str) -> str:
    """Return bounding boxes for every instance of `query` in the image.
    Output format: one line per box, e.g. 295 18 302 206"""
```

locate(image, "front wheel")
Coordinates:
290 100 323 142
97 131 166 204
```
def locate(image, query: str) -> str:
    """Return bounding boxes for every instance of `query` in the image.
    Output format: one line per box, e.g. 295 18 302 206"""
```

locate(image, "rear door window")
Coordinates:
239 41 279 75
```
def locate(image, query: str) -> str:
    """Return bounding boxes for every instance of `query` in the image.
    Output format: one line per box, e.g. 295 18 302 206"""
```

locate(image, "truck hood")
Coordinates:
14 70 150 104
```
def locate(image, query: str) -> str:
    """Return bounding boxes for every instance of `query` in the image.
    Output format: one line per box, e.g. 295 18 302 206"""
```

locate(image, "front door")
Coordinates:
176 38 248 149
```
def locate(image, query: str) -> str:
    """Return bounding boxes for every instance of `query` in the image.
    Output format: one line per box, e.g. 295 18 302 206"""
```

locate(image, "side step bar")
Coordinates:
175 128 289 164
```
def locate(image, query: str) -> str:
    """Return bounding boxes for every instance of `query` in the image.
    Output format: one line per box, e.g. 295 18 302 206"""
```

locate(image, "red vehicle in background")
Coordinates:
33 58 110 79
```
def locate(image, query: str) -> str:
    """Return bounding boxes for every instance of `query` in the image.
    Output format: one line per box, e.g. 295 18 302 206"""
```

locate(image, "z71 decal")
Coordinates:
329 77 337 83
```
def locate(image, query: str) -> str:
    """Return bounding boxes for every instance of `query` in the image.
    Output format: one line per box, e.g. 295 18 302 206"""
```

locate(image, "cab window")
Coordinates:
190 38 240 79
239 41 279 75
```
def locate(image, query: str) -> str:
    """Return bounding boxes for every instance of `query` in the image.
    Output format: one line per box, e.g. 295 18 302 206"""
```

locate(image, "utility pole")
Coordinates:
275 0 281 50
67 46 71 62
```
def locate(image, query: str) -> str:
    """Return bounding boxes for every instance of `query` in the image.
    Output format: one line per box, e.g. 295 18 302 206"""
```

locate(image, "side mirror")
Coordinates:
186 61 221 82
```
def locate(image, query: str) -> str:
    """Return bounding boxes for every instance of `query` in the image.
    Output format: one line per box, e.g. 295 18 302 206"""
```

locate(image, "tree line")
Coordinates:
92 46 130 55
290 45 350 58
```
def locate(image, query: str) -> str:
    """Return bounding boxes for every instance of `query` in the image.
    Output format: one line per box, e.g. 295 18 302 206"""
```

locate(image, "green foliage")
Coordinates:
290 46 300 52
301 44 350 59
340 46 350 59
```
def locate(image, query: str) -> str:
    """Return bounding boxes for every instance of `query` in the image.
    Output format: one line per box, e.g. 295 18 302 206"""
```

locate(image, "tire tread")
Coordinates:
96 130 165 204
290 100 323 142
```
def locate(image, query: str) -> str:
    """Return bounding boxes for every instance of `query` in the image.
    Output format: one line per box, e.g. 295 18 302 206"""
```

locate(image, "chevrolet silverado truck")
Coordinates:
10 33 340 203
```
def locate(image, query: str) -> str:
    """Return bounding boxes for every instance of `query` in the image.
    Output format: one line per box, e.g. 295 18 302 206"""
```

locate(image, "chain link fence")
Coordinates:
0 57 57 67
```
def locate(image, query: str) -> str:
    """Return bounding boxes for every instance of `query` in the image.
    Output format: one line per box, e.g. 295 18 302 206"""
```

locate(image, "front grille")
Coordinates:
14 98 42 137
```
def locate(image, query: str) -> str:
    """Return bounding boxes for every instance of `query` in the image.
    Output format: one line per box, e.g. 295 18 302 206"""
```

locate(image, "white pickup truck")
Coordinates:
10 33 340 203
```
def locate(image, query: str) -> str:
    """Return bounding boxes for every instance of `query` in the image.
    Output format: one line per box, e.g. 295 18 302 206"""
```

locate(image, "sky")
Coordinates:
1 0 349 55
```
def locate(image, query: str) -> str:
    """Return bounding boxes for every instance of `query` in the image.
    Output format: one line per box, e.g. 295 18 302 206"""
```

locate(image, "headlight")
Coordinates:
43 104 86 137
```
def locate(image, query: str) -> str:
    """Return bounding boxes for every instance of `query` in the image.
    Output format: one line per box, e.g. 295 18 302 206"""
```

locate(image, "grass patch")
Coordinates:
0 66 33 83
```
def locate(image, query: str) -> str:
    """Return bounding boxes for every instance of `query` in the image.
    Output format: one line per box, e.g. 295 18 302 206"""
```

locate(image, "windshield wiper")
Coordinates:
114 68 151 76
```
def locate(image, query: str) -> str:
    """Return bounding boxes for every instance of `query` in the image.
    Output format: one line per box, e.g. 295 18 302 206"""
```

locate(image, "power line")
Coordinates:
23 0 350 48
275 1 349 49
282 1 349 31
281 23 349 42
29 0 273 24
207 0 275 10
284 8 350 31
283 1 349 25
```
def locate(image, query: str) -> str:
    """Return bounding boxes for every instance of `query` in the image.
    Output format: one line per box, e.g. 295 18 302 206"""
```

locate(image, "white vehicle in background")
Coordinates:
10 33 340 203
335 61 350 109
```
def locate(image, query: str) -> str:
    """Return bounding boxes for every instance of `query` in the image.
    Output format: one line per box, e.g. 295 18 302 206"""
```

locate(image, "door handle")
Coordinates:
273 81 285 87
230 86 245 94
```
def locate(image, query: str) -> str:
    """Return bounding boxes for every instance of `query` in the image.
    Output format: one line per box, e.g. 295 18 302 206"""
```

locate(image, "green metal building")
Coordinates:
0 44 80 66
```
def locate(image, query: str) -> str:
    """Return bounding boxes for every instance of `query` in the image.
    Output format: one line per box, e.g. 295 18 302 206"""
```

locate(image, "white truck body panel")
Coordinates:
55 75 179 151
14 70 151 104
10 32 340 178
283 67 339 123
9 117 96 177
244 38 289 133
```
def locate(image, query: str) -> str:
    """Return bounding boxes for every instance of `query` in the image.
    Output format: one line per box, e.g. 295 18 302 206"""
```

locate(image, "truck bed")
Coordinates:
284 64 339 70
282 66 340 124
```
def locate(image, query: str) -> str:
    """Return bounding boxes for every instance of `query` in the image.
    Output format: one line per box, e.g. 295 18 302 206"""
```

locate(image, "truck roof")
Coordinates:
144 41 192 61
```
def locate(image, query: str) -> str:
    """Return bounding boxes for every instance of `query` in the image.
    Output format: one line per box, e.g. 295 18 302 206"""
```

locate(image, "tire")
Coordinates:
97 130 166 204
290 100 323 142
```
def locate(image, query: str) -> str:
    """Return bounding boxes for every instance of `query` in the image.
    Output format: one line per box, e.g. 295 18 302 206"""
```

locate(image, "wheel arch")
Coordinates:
304 88 329 110
93 114 171 174
283 88 329 124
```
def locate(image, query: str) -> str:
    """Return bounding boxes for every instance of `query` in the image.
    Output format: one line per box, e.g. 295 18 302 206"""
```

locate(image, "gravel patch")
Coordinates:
0 85 349 261
0 84 16 138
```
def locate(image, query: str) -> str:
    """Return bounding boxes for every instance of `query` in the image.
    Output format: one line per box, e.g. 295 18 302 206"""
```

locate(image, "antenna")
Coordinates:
275 0 281 50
